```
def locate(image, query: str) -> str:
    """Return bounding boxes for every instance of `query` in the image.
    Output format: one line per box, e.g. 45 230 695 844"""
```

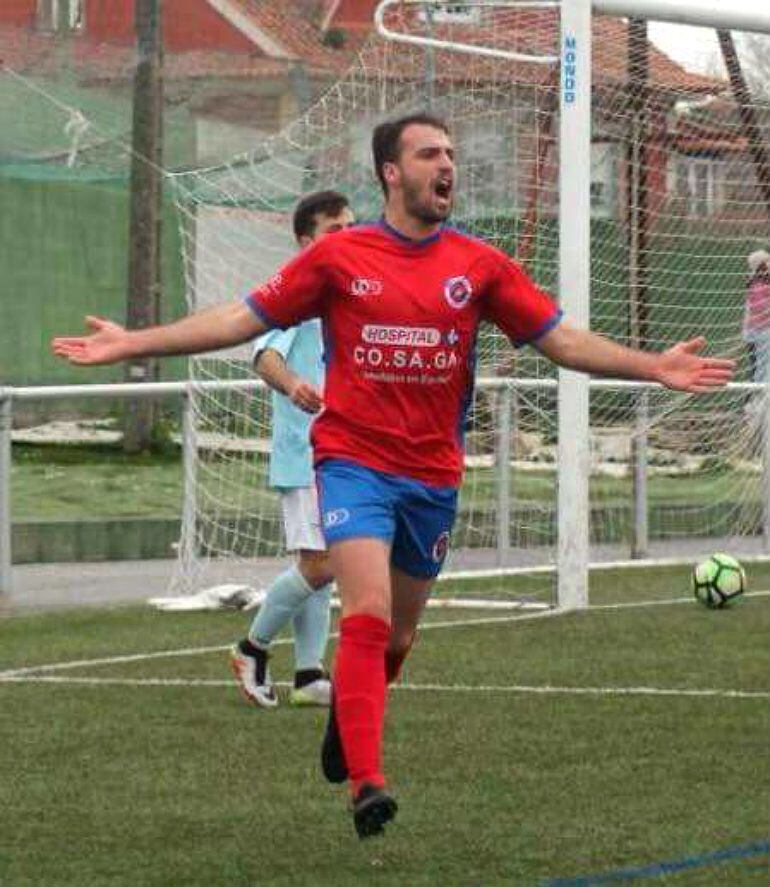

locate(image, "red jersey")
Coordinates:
247 220 561 487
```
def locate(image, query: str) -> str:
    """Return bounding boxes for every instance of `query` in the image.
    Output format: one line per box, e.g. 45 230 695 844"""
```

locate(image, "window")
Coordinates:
37 0 84 32
68 0 84 30
669 155 725 217
418 4 482 25
590 142 617 218
458 120 518 214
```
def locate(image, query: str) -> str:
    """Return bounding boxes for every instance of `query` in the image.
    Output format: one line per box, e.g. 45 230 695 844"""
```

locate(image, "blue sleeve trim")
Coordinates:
513 308 564 348
242 296 285 331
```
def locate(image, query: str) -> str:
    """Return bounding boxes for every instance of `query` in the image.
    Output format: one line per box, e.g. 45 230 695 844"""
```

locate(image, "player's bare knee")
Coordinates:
340 586 391 623
298 550 334 589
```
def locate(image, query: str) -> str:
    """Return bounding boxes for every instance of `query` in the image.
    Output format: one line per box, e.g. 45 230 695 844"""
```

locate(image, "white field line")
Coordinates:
0 610 558 678
0 674 767 700
1 590 768 681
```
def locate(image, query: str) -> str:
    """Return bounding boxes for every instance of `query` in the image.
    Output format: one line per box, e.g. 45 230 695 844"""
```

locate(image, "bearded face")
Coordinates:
386 124 456 226
400 166 454 224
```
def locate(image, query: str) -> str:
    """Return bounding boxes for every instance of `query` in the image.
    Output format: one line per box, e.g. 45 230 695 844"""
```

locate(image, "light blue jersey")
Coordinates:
254 319 323 490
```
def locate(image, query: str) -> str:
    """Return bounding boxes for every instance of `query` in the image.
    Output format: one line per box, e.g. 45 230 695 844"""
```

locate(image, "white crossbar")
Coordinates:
374 0 560 63
594 0 770 34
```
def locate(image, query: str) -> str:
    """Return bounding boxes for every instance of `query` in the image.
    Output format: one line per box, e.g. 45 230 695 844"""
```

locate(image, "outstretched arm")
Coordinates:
254 348 323 414
537 320 735 393
52 301 266 366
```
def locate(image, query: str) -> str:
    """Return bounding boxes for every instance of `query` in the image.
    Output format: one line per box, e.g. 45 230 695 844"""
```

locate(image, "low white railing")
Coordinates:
1 377 767 600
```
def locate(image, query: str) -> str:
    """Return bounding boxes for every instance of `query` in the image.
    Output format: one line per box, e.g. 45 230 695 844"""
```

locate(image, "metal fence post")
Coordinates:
631 389 649 558
0 392 13 595
755 382 770 552
179 384 199 594
496 385 512 567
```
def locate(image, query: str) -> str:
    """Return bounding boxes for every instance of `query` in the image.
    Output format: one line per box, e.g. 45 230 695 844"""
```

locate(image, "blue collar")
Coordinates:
378 217 444 247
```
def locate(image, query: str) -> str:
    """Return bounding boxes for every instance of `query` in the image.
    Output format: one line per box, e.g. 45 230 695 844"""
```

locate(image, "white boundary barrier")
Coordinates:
1 377 767 600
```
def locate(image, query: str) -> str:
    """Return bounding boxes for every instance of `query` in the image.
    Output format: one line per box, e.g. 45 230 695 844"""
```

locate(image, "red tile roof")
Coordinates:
228 0 366 72
324 0 379 31
0 2 724 95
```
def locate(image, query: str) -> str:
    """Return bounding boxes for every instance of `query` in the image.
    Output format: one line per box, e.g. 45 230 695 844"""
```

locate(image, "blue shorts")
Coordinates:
316 459 458 579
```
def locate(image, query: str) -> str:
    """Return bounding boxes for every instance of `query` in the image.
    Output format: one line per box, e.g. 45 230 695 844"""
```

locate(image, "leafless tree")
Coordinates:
736 34 770 101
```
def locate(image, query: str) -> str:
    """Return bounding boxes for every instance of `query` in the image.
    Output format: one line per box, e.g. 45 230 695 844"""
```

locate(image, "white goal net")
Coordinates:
168 1 770 606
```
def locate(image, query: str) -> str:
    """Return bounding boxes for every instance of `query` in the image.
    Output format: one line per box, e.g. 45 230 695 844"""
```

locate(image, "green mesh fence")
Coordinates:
0 66 191 393
0 175 187 388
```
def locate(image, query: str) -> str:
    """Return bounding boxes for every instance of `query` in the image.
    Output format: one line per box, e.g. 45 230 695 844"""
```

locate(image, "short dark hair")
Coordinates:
372 112 451 195
292 190 350 241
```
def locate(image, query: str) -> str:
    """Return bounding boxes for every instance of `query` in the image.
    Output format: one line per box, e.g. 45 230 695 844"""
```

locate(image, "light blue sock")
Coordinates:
248 566 314 648
292 583 332 671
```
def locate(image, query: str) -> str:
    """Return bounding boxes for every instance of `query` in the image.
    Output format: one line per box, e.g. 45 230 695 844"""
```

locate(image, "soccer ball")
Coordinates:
692 554 746 608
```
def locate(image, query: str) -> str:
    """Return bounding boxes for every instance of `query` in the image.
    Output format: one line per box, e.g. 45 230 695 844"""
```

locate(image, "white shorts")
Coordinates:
280 486 326 552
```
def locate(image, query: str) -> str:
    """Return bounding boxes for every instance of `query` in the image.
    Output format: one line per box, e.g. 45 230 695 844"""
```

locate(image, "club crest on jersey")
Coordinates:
443 276 472 309
431 530 450 563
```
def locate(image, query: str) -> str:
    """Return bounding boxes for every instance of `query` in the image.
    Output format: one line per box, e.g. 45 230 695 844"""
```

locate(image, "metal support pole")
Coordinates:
627 18 650 559
0 393 13 595
179 386 199 594
757 381 770 552
496 385 512 567
422 2 436 109
632 390 649 557
124 0 164 453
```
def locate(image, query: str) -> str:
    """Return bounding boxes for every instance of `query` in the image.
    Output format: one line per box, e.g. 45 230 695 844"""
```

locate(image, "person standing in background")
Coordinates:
230 191 354 708
743 249 770 384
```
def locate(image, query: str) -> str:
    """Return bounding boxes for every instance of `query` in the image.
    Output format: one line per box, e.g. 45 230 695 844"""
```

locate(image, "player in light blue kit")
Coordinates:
230 191 355 708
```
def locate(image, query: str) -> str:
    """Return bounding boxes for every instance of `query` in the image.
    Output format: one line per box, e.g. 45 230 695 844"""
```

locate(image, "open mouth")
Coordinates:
434 180 453 200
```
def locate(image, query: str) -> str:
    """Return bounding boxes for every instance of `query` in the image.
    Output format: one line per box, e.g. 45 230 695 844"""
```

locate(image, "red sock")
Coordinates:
334 614 390 793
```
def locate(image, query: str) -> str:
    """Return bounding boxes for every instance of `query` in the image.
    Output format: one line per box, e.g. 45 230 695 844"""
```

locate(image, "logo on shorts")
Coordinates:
443 276 473 309
324 508 350 529
431 530 450 563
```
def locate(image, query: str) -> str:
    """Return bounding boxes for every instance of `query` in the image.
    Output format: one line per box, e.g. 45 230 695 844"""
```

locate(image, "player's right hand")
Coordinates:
51 315 133 366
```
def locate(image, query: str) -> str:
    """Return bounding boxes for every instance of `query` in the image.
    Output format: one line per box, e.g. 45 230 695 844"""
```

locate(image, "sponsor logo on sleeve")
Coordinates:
254 271 283 301
266 272 283 295
443 276 473 309
350 278 384 297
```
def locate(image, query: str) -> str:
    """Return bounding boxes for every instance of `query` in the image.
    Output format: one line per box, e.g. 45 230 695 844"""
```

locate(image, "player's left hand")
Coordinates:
656 337 735 393
288 380 323 413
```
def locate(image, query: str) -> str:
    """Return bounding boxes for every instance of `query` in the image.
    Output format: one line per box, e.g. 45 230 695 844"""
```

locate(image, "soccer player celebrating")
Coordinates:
52 113 735 839
231 191 354 709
